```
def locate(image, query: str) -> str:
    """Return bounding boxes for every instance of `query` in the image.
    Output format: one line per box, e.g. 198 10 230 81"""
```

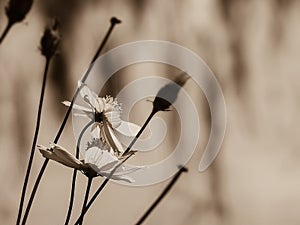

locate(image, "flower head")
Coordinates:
38 143 140 182
63 81 140 156
5 0 33 25
40 19 60 59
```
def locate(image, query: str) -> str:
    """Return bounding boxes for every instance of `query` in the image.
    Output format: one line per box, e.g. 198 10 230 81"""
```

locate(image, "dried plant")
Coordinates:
73 72 189 224
7 10 193 225
0 0 33 44
19 17 122 225
16 19 60 225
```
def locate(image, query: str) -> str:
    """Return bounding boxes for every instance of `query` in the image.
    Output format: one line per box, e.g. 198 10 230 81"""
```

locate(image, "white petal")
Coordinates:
114 164 143 176
63 101 92 112
90 124 101 139
84 147 117 166
38 144 82 170
94 98 105 113
97 160 119 171
114 120 141 137
78 82 99 109
63 101 94 120
52 144 83 169
103 121 124 154
105 111 121 128
97 171 134 182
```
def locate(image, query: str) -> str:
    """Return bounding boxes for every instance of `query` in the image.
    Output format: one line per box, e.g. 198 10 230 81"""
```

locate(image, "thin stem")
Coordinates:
0 21 13 45
54 17 120 144
135 167 188 225
21 158 49 225
64 121 94 225
16 58 50 225
91 17 121 64
78 177 93 225
64 169 77 225
74 110 157 224
74 154 134 225
122 109 156 156
20 18 121 225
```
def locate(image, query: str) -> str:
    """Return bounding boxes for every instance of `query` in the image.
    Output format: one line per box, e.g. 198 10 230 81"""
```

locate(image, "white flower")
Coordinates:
38 143 141 182
63 81 140 156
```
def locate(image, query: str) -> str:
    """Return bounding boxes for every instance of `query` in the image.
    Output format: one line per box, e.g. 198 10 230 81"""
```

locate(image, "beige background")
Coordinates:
1 0 300 224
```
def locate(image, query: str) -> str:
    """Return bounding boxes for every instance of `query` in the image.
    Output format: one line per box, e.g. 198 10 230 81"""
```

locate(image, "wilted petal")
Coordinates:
52 144 82 167
102 121 124 154
38 144 83 170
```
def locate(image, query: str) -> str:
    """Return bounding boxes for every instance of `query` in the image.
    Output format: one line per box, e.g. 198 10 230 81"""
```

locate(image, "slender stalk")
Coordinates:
16 58 50 225
54 17 121 143
64 168 77 225
74 110 157 224
64 121 94 225
79 177 93 225
0 21 13 45
135 167 188 225
20 18 121 225
74 153 134 225
122 109 156 156
21 158 49 225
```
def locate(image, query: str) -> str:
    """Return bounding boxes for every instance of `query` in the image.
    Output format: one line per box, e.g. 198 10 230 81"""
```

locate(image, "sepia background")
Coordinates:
1 0 300 224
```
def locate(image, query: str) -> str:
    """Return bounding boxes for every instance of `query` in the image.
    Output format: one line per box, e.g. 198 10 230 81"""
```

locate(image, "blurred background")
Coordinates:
1 0 300 224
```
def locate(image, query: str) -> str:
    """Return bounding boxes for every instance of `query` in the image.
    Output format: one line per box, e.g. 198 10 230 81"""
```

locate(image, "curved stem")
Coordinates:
78 177 93 225
135 167 188 225
64 121 94 225
0 21 13 45
20 18 121 225
16 58 50 225
64 169 77 225
74 110 157 224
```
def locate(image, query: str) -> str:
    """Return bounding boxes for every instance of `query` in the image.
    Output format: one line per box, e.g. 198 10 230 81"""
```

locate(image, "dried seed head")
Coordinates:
152 72 189 112
5 0 33 25
110 17 122 25
40 19 60 59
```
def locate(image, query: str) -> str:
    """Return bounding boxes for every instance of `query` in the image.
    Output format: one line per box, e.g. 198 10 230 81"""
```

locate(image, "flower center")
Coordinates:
95 111 105 123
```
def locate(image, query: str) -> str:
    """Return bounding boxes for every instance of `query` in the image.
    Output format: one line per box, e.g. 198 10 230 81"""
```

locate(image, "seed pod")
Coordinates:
40 19 60 59
152 72 189 112
5 0 33 25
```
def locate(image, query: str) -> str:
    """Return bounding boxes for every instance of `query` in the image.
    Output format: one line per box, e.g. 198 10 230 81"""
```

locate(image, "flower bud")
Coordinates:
5 0 33 25
40 19 60 59
152 72 189 112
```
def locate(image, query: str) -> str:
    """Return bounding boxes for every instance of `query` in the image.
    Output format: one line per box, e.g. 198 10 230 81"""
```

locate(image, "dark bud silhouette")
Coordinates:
152 72 190 113
5 0 33 25
110 17 122 25
0 0 33 44
40 19 60 59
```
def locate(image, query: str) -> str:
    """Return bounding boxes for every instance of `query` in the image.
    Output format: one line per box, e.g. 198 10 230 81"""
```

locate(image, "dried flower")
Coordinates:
40 19 60 59
38 143 140 182
110 17 122 25
5 0 33 25
152 72 189 112
63 81 140 156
